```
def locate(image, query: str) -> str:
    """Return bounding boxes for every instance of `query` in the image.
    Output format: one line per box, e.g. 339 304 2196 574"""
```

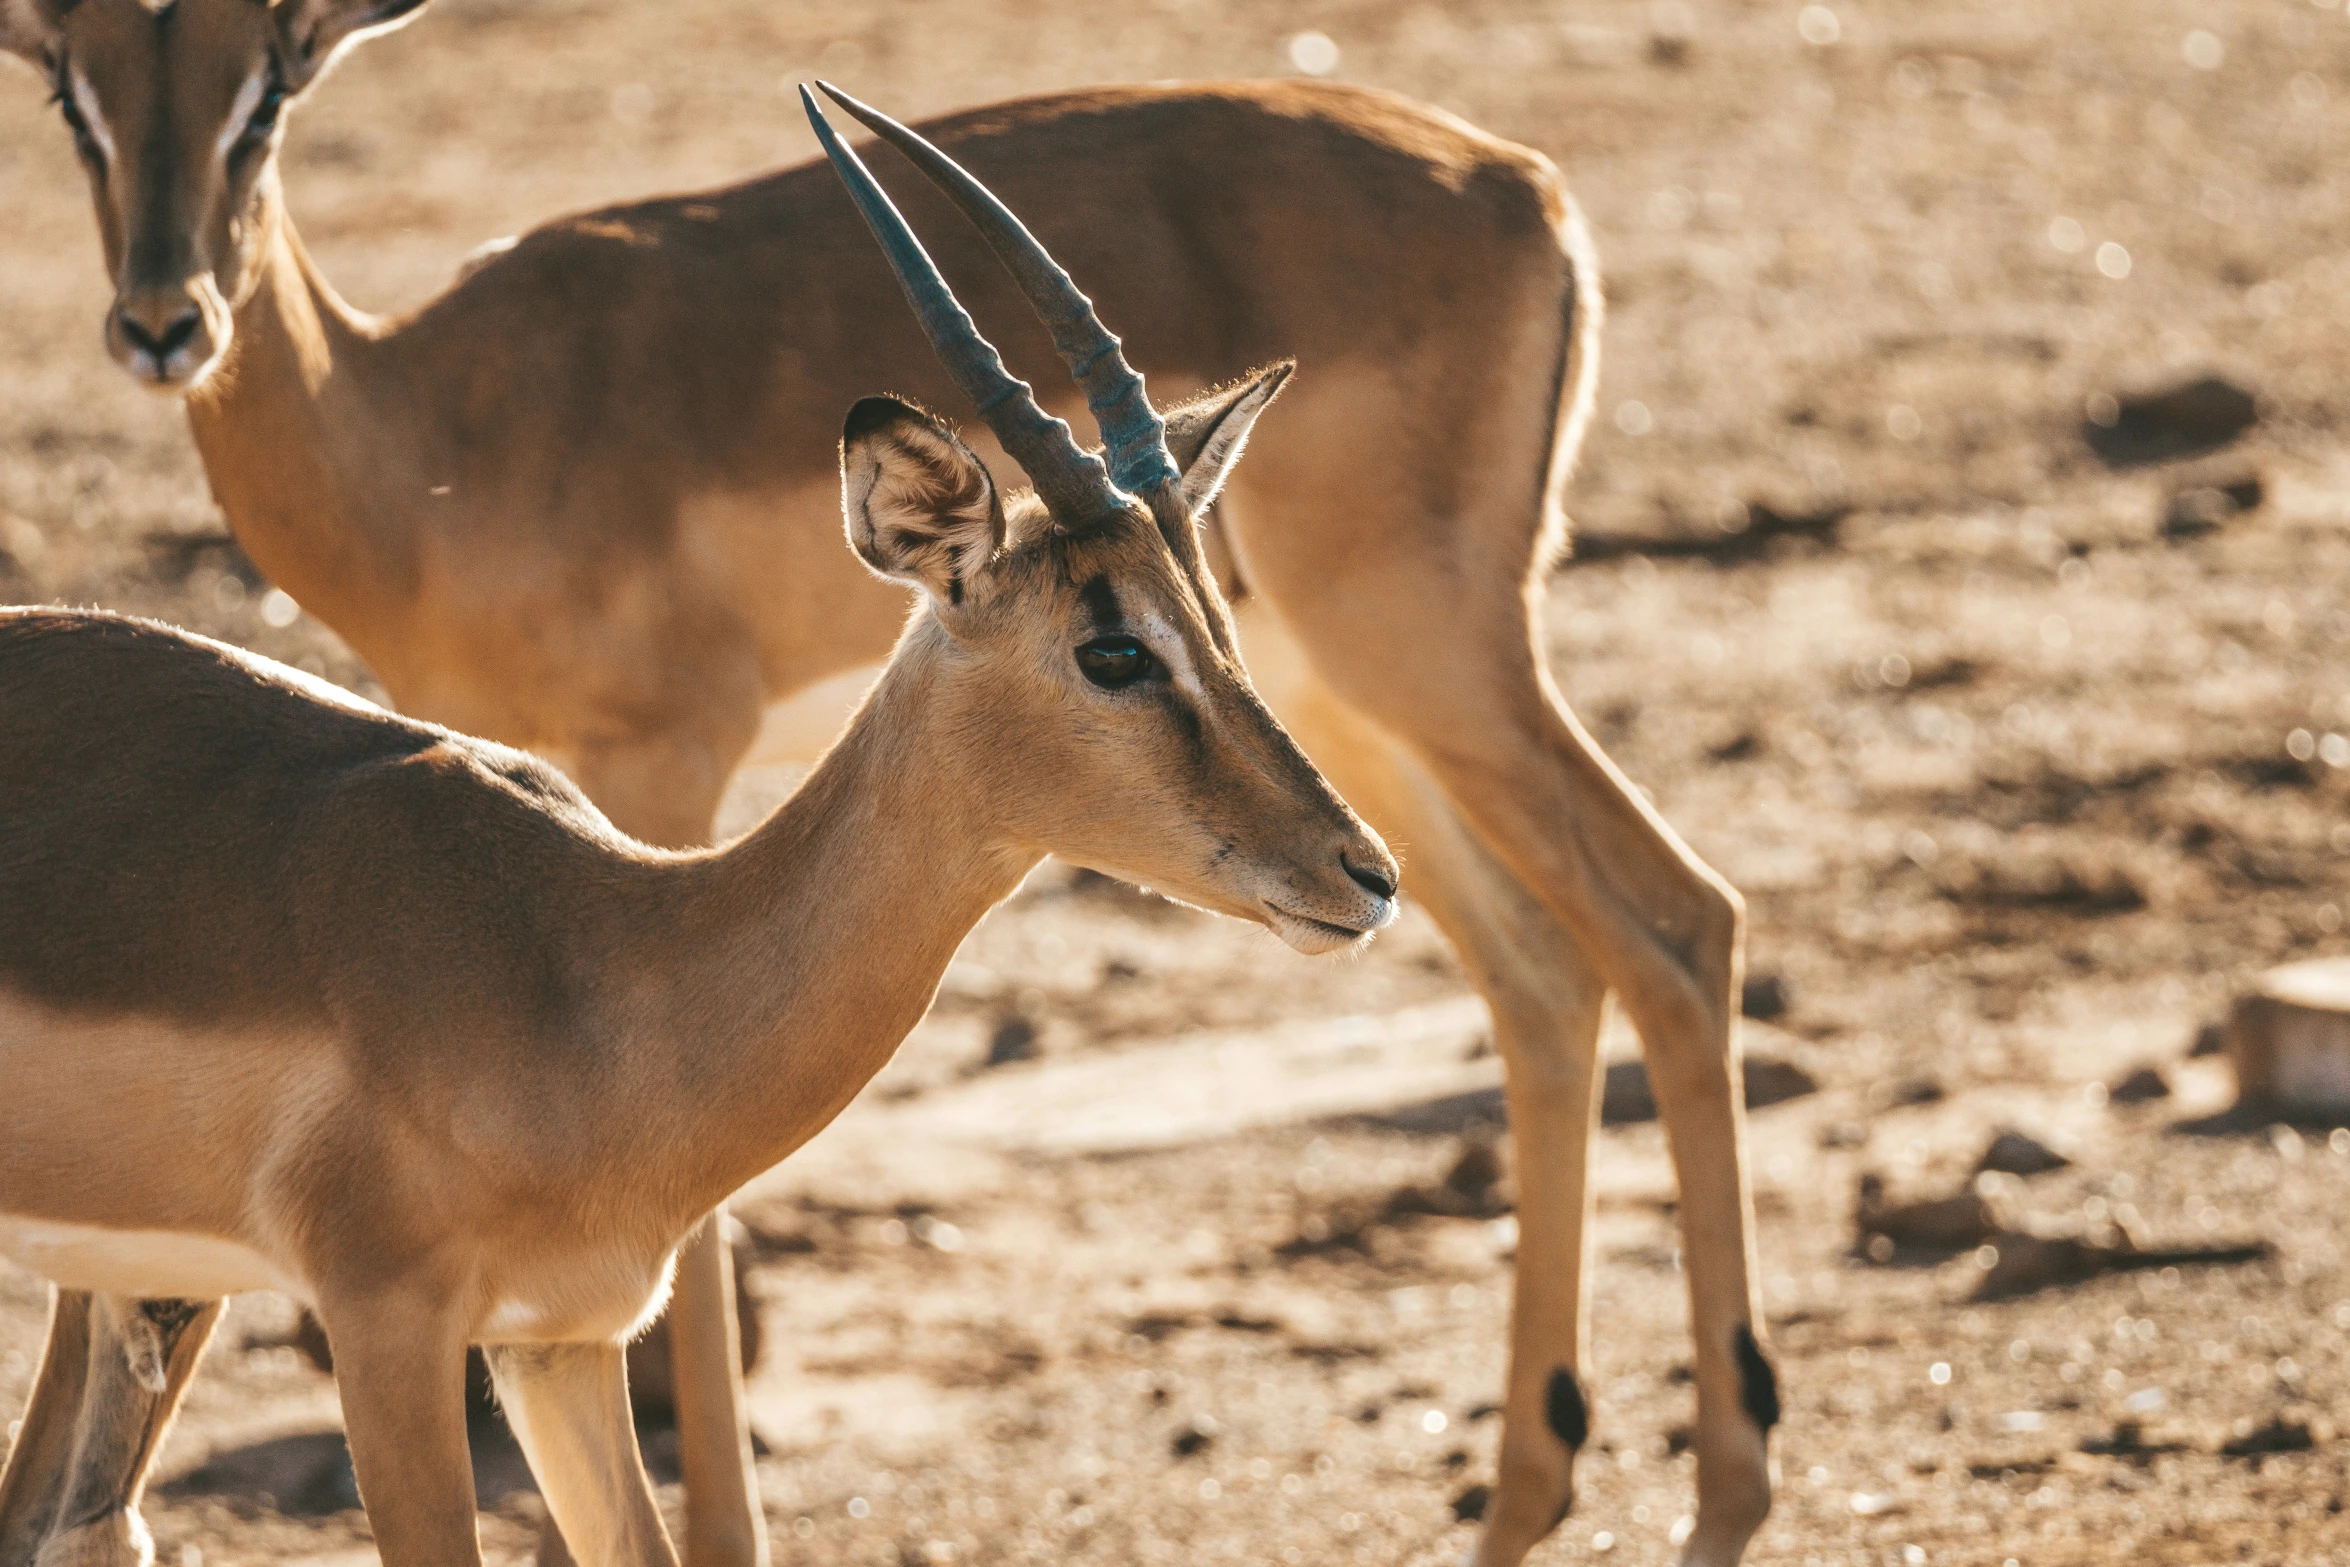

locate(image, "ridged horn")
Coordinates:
799 85 1119 522
813 81 1181 501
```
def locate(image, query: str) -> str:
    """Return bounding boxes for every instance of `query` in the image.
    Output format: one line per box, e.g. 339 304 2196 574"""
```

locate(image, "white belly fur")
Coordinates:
0 1214 291 1299
0 987 329 1302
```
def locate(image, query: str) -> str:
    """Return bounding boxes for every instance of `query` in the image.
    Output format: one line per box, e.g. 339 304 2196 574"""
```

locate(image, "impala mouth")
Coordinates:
1262 901 1384 956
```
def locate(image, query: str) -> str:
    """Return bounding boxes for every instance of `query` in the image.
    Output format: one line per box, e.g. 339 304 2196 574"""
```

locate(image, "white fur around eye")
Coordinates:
68 63 117 163
1137 611 1203 698
213 66 269 161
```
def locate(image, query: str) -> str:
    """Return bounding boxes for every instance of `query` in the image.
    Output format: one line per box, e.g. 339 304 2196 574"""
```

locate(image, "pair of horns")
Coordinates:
800 82 1178 523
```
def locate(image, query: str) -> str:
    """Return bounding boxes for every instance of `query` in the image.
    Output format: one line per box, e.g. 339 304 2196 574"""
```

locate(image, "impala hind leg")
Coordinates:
0 1290 93 1567
1337 648 1771 1565
1236 563 1774 1565
1242 616 1612 1563
486 1344 677 1567
571 735 767 1567
0 1295 221 1567
661 1216 763 1567
1415 690 1770 1567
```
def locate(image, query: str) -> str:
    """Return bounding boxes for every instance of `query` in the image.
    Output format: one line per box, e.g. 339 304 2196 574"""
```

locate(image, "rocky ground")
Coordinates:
7 1 2350 1563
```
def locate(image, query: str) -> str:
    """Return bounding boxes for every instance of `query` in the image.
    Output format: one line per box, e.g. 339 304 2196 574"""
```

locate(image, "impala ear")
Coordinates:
0 0 59 69
271 0 431 90
840 396 1005 609
1162 360 1294 515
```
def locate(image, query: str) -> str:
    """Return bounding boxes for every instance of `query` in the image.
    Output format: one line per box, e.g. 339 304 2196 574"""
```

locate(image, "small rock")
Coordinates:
1710 730 1761 764
2087 373 2259 466
1977 1129 2071 1178
1745 1056 1821 1109
2163 475 2262 539
1881 1076 1946 1110
1741 972 1790 1022
1451 1483 1492 1522
2109 1066 2172 1104
1856 1174 2012 1251
1171 1414 1219 1458
1443 1139 1507 1205
1974 1232 2106 1300
984 1013 1039 1067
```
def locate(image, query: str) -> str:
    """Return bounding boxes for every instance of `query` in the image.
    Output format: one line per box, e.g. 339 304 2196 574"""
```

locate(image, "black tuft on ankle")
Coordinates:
1733 1323 1780 1432
1545 1366 1589 1450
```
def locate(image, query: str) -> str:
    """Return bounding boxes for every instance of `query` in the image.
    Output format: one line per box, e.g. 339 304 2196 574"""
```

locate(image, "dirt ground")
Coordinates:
7 1 2350 1563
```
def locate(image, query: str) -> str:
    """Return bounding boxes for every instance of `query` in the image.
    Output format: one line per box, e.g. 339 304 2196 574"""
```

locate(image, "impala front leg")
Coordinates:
316 1290 482 1567
486 1343 676 1567
569 731 767 1567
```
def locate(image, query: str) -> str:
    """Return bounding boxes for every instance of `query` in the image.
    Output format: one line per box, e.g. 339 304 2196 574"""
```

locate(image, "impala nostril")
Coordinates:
155 311 200 356
122 308 199 359
1343 855 1396 902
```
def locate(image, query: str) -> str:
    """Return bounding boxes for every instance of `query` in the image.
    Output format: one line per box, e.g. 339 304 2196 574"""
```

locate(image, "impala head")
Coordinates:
806 84 1397 955
0 0 427 390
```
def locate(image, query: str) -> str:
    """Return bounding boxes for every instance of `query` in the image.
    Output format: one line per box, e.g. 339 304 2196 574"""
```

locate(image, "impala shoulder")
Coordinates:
322 732 623 852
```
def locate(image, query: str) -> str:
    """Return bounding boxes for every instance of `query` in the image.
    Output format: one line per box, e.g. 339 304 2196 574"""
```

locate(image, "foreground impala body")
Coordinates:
0 82 1399 1567
0 3 1780 1563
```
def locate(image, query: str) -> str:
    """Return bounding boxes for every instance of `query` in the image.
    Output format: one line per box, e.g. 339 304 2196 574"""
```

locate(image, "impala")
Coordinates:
0 84 1398 1566
0 3 1781 1563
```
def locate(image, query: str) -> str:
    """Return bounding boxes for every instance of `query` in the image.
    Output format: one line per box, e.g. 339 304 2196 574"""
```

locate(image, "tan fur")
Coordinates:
4 6 1773 1564
0 376 1394 1565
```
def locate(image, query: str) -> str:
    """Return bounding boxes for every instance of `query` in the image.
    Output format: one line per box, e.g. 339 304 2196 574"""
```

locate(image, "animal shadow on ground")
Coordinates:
160 1386 716 1517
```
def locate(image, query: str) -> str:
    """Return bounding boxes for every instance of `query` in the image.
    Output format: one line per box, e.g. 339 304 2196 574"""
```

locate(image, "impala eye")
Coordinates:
234 72 289 153
1075 635 1159 690
51 74 99 160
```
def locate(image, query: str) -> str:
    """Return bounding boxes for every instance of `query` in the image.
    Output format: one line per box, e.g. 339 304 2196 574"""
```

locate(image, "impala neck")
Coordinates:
639 634 1038 1213
183 190 414 656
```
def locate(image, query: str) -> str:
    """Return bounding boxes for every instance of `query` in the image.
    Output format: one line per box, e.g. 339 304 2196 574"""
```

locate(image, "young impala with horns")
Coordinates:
0 84 1399 1567
0 3 1782 1562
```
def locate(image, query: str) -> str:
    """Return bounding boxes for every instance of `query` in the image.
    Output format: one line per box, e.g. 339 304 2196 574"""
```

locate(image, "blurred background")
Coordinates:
5 1 2350 1562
